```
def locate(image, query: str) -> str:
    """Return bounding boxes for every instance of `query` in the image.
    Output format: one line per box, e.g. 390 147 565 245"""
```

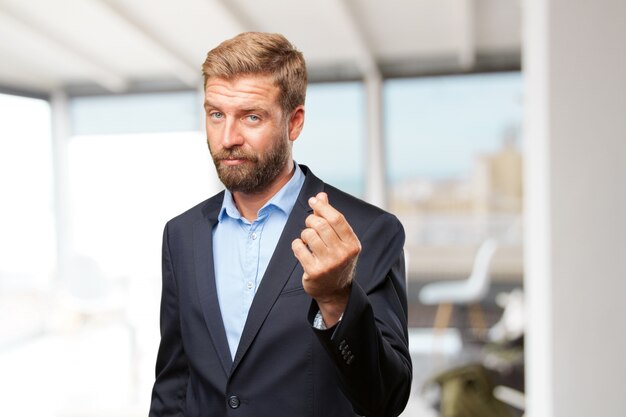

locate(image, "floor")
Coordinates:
0 323 482 417
0 286 521 417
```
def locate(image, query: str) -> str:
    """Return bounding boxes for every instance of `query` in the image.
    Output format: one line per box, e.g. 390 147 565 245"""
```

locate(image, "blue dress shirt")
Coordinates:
213 164 305 359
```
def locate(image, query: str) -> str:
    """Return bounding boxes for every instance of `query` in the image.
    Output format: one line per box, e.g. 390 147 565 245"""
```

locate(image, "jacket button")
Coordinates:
228 395 240 409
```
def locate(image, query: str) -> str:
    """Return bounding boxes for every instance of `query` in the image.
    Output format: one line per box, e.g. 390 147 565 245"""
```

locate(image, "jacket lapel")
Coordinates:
192 192 233 377
231 166 324 373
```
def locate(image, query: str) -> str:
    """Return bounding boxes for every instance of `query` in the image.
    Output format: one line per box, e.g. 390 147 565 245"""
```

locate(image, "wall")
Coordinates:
524 1 626 416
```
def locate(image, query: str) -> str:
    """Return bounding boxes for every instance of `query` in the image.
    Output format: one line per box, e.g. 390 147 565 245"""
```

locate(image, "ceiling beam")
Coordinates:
212 0 260 32
96 0 200 88
459 0 476 69
0 83 50 100
0 4 127 92
334 0 380 79
0 32 59 93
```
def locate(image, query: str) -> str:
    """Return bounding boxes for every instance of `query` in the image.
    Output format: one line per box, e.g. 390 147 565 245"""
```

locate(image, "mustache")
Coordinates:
212 148 259 163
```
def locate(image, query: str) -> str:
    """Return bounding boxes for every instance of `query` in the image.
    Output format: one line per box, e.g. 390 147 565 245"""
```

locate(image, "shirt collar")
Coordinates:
218 163 305 223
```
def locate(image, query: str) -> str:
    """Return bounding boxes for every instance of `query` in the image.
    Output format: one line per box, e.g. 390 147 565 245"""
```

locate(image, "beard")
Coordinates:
210 133 291 194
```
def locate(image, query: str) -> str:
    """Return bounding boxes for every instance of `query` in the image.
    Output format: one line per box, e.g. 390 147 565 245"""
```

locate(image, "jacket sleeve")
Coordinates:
309 213 412 417
149 223 189 417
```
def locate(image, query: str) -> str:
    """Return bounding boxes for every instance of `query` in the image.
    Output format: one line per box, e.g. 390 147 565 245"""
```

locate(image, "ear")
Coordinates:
288 105 305 142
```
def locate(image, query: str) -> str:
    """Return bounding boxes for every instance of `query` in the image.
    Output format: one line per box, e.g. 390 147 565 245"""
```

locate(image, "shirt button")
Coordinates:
246 281 253 290
228 395 240 409
251 232 258 240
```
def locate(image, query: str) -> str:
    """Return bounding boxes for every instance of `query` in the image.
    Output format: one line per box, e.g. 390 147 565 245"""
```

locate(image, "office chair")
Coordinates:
418 239 498 335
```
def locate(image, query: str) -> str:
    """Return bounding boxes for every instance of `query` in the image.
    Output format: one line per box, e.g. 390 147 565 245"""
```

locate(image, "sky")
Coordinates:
384 72 523 181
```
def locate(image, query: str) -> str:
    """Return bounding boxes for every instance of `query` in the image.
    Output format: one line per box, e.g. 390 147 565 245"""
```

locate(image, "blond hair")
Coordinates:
202 32 307 114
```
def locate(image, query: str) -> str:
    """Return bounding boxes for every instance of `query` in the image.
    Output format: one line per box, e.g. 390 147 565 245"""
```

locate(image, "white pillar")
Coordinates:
50 90 73 282
364 72 386 209
524 1 626 417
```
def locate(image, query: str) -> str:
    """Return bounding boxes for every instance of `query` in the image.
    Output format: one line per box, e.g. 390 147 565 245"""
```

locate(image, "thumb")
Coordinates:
316 192 329 204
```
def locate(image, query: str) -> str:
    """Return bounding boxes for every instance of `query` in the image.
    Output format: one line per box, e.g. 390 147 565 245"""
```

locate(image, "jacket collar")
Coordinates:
194 165 325 376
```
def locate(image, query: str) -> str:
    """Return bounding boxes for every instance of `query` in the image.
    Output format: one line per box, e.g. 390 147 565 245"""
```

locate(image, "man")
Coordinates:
149 32 411 417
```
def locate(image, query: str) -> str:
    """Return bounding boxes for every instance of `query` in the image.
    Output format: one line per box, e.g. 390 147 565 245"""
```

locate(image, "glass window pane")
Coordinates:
70 91 200 135
384 72 524 300
385 72 523 183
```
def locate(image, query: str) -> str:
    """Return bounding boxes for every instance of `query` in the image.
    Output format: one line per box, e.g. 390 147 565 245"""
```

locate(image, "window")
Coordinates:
0 93 54 290
385 72 523 281
294 82 365 197
0 93 53 347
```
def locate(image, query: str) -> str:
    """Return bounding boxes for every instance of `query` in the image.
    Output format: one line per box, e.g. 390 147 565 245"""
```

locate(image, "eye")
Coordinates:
209 111 224 120
246 114 260 122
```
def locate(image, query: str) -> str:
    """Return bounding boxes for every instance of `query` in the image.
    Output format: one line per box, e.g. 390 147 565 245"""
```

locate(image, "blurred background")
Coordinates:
0 1 623 416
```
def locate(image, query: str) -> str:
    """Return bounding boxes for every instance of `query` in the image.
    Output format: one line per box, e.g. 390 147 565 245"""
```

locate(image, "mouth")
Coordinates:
220 158 251 166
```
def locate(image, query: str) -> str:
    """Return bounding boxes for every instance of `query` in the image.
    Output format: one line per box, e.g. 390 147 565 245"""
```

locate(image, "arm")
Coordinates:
292 193 412 417
149 224 189 417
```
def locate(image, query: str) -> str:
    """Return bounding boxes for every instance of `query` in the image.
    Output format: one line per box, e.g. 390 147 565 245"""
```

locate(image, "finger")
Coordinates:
291 238 316 268
305 214 342 248
308 195 356 243
316 192 329 204
301 227 330 257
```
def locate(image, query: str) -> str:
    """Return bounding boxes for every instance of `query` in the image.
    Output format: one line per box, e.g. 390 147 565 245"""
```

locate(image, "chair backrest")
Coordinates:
467 239 498 298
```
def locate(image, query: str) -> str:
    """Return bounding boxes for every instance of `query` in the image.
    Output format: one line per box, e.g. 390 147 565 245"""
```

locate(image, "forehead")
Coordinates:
204 74 280 109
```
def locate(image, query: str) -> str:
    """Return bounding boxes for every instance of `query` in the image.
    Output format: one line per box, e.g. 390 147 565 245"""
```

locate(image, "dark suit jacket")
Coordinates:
149 165 412 417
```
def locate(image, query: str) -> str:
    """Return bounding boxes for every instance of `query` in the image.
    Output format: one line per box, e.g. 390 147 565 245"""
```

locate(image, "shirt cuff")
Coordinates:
313 310 343 330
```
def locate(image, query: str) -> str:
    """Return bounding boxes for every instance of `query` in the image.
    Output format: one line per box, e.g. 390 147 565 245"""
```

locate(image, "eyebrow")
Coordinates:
204 100 217 110
204 101 269 116
242 107 269 115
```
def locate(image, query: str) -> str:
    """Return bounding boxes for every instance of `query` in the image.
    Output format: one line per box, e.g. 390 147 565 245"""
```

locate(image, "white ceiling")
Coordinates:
0 0 521 96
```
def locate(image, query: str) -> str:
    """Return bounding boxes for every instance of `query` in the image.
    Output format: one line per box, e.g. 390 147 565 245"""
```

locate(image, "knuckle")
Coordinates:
301 227 315 241
317 219 330 232
338 244 360 261
328 212 343 225
305 214 316 227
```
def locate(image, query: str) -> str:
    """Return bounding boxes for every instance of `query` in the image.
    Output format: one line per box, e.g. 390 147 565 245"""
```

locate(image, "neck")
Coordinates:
231 161 295 221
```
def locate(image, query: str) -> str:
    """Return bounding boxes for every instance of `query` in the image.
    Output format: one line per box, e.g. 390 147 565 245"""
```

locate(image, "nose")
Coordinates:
221 119 244 149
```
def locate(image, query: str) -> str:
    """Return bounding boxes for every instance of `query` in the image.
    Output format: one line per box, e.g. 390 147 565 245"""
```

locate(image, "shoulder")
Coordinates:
322 183 404 239
165 190 225 231
323 183 384 218
299 164 403 237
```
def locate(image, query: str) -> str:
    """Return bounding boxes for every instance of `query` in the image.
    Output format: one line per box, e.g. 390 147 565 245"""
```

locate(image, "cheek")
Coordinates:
205 135 221 156
248 126 284 149
205 124 221 145
237 129 264 150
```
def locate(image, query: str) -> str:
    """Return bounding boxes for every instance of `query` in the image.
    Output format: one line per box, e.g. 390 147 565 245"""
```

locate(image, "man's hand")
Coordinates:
291 192 362 327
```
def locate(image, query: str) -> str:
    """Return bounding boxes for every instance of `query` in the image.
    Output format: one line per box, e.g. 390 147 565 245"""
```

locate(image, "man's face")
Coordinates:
204 74 302 194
